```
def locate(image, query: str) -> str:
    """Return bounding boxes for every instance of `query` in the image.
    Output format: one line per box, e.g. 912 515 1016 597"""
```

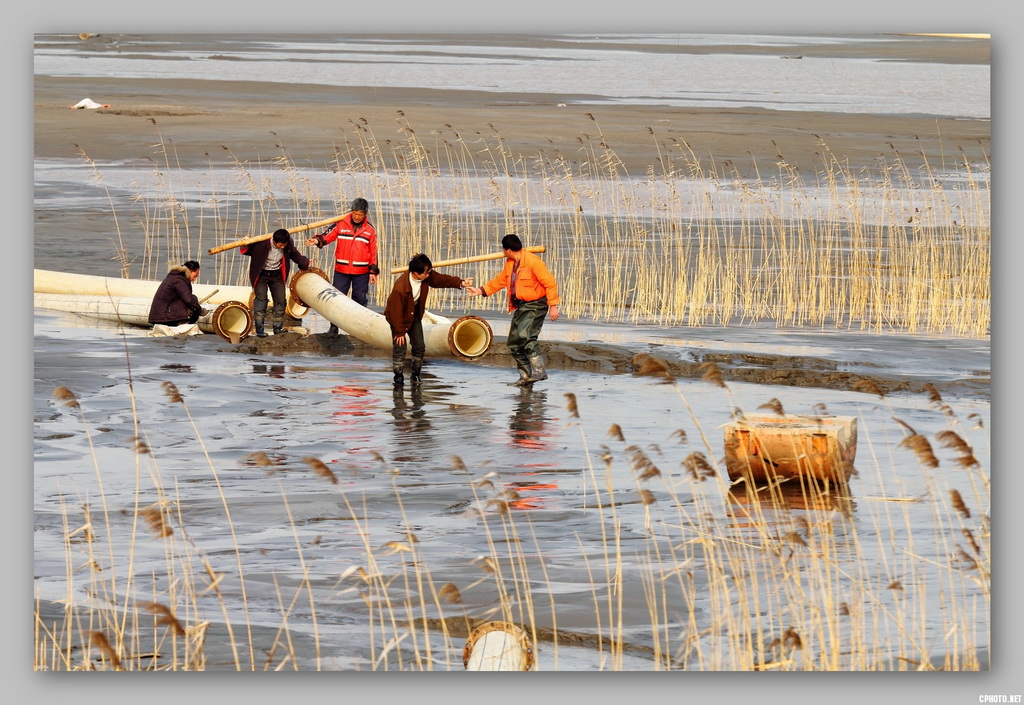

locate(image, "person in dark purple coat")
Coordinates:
147 260 207 326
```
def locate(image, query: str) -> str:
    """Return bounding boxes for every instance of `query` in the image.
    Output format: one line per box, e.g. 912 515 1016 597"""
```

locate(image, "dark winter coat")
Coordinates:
384 270 464 336
240 235 311 287
148 266 202 324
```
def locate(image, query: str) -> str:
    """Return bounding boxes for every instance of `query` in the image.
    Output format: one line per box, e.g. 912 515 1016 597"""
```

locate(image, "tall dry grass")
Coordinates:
110 114 988 338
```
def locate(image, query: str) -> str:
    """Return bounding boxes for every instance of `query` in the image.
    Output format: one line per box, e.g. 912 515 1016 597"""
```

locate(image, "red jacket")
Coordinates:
481 250 560 312
384 270 464 336
311 214 379 276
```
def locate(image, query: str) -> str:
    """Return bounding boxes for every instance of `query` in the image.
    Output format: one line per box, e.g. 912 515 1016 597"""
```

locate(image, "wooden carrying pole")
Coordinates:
207 213 351 255
197 288 220 304
390 245 546 274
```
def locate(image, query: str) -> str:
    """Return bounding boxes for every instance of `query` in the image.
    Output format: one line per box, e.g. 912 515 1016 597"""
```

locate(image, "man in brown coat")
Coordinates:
384 253 472 386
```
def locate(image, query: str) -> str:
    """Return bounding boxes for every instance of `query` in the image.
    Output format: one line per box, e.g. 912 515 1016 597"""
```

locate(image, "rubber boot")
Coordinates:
272 321 283 335
507 359 533 386
327 324 339 335
254 313 267 338
393 365 404 387
410 357 423 386
525 353 548 383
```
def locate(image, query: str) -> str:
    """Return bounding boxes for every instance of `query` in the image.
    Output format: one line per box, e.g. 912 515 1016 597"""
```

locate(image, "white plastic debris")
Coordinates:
70 98 110 110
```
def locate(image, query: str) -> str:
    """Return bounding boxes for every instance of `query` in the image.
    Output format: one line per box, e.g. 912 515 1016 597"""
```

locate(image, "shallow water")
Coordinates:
33 305 990 670
33 33 990 118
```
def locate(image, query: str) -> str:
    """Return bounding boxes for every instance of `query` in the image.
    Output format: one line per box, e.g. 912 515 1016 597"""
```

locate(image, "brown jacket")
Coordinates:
384 270 464 336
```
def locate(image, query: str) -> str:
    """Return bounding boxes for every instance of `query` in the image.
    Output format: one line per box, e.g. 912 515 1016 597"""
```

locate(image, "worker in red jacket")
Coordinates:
467 233 560 387
306 197 379 334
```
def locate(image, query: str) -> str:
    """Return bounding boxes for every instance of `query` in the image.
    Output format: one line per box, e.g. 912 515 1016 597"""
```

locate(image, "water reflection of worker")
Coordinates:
508 387 554 451
388 385 436 455
327 383 379 453
505 388 560 509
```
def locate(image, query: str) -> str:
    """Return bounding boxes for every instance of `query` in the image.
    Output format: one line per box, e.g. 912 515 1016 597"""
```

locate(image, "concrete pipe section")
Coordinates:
462 622 534 671
34 268 253 306
246 290 310 325
290 268 493 360
33 293 254 342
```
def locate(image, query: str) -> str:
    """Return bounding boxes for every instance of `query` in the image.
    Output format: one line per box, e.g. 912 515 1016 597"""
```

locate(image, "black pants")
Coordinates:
333 271 370 307
507 298 548 365
254 269 286 323
392 316 425 368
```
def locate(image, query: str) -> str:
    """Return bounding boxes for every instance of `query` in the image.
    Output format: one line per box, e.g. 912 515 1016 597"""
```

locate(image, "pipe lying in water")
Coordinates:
34 268 254 304
36 268 309 332
33 293 254 342
290 268 493 360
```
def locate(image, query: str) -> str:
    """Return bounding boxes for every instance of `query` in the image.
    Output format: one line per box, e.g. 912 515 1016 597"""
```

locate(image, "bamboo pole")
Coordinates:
197 289 220 304
207 213 351 255
391 246 545 274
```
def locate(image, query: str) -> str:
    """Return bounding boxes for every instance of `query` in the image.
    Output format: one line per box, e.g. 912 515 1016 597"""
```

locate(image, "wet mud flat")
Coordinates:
230 328 991 401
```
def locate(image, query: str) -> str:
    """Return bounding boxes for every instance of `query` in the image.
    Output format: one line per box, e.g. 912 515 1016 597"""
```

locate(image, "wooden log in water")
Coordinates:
723 414 858 486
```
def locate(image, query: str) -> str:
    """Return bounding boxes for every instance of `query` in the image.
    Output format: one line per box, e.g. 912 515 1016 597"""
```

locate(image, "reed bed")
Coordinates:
101 113 988 338
35 358 989 671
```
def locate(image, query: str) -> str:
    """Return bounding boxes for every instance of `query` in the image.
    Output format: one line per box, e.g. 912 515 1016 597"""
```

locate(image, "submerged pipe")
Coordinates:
33 293 254 342
290 268 493 360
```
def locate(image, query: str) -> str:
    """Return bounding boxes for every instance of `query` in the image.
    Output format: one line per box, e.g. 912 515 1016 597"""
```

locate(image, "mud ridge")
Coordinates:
224 331 987 399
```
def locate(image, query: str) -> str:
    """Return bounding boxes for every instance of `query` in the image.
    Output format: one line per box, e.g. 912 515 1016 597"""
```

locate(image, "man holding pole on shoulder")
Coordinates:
305 197 379 334
466 234 560 387
241 228 310 337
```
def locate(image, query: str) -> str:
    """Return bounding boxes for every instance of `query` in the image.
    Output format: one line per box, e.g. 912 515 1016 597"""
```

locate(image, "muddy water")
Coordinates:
33 304 990 671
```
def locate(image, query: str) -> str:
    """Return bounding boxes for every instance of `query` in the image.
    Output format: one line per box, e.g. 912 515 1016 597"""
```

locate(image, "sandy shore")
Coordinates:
34 33 990 178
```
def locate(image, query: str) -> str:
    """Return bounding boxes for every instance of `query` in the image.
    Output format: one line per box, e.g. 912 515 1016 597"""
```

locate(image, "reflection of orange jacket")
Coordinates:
481 250 560 312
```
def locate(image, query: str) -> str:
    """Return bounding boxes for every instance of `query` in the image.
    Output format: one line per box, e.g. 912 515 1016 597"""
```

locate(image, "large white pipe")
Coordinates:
35 268 452 328
34 293 254 343
34 269 253 305
290 268 493 360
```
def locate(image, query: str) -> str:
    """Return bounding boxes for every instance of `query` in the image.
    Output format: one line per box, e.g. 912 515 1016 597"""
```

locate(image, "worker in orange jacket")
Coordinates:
467 233 559 386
